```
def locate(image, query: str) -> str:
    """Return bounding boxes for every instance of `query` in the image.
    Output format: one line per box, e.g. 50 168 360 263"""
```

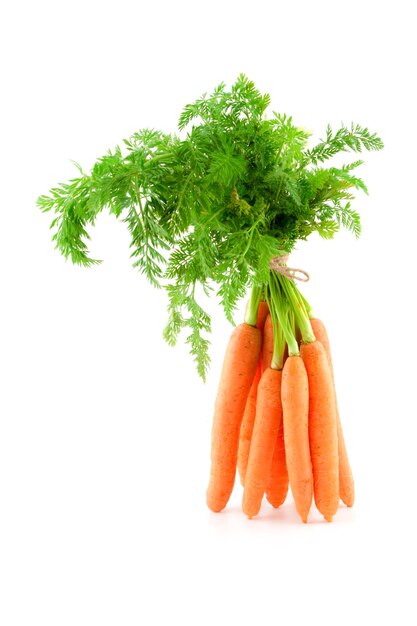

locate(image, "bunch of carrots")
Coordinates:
206 266 354 523
37 77 381 523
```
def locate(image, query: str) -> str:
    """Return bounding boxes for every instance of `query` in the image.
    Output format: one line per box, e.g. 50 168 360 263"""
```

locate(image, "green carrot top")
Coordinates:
37 74 383 378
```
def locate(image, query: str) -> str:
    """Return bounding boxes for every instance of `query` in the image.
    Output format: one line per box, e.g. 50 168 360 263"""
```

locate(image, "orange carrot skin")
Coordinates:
265 421 289 508
300 341 339 522
256 301 269 331
244 300 269 331
237 302 269 486
238 361 262 485
242 368 282 519
310 319 355 507
310 319 334 373
281 356 313 523
262 314 274 372
207 323 262 512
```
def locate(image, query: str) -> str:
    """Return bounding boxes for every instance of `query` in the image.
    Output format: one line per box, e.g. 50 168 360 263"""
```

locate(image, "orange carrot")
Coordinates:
242 368 282 519
310 318 354 507
206 323 262 512
265 420 289 508
256 300 269 330
245 299 269 332
262 314 274 372
238 301 270 485
281 355 313 522
300 341 339 522
238 361 262 485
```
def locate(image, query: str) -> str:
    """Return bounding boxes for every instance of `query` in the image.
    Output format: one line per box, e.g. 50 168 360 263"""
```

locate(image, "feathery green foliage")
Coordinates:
38 74 383 378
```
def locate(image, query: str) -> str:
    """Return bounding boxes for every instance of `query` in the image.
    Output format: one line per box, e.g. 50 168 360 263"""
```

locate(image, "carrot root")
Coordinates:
265 422 289 508
261 314 274 372
242 368 283 519
300 341 339 521
206 323 262 513
310 319 355 508
237 362 262 485
281 356 313 523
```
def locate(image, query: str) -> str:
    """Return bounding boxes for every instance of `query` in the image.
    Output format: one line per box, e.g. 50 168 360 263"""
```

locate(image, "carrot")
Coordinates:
245 299 269 331
256 300 269 329
281 355 313 522
242 368 282 518
237 301 270 485
237 361 262 485
300 341 339 522
310 318 354 507
206 323 262 512
262 314 274 372
265 420 289 508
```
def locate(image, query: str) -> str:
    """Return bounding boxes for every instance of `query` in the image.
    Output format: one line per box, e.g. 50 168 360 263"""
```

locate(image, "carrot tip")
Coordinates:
324 515 333 522
265 494 283 509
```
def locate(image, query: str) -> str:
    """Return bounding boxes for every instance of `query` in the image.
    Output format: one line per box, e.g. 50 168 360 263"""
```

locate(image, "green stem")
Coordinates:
278 275 315 344
244 284 263 326
298 290 315 319
238 217 262 264
267 272 299 357
265 285 286 369
271 317 286 369
289 309 297 344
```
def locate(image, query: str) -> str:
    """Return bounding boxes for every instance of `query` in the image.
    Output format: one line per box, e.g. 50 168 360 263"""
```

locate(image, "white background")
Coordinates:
1 1 416 624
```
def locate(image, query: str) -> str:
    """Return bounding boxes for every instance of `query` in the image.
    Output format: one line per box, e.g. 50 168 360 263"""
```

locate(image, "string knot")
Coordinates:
269 255 310 282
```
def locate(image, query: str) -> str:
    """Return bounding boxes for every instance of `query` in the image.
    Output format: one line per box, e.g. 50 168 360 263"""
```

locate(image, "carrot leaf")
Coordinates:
38 76 383 377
